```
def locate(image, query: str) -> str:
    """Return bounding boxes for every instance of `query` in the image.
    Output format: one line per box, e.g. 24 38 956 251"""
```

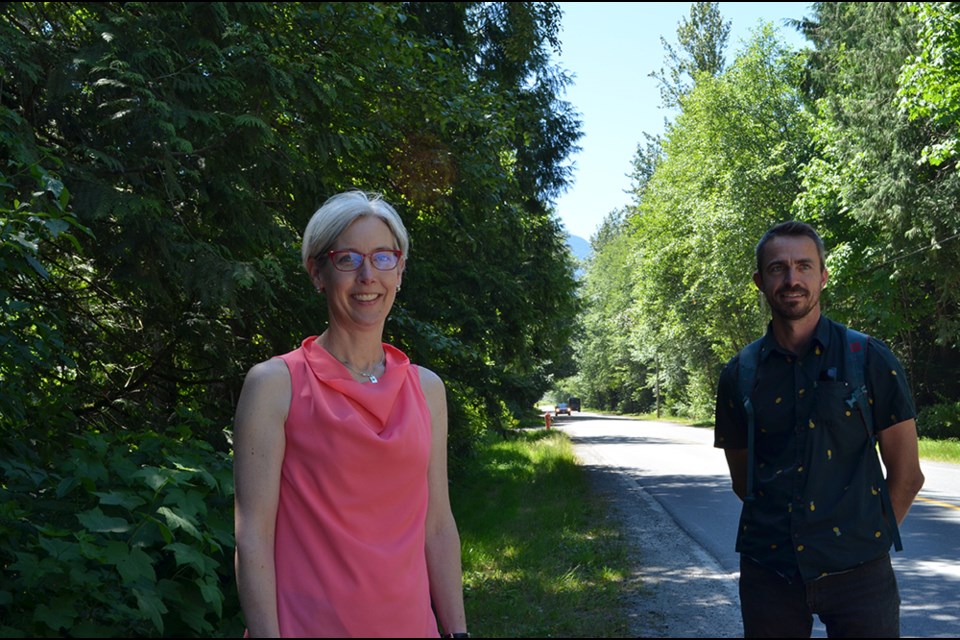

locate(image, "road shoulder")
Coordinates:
576 451 744 637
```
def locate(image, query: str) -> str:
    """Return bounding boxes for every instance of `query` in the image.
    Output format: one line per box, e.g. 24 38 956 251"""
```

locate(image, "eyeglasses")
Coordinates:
324 249 403 272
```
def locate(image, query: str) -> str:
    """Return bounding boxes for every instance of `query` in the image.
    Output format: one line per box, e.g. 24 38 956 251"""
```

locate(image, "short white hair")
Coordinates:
301 190 410 275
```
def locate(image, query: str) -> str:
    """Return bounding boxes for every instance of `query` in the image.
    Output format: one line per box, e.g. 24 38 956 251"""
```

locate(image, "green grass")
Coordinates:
918 438 960 463
451 429 634 638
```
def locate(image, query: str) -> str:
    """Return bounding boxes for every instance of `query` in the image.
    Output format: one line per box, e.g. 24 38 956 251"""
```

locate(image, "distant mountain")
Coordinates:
566 234 591 262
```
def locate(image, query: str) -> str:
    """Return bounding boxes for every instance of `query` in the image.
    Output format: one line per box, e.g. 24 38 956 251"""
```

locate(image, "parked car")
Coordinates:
567 397 581 412
554 402 571 416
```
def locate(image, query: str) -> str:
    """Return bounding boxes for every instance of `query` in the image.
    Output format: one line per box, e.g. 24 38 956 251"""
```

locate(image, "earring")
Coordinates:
396 284 401 293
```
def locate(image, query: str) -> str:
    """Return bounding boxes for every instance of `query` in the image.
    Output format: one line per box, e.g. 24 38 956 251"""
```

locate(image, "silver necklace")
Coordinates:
340 351 386 384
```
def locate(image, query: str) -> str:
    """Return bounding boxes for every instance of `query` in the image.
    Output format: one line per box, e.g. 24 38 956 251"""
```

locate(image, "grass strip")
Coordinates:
451 429 634 638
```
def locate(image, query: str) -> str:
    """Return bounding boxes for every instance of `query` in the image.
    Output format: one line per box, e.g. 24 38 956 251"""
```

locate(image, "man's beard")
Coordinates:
766 285 820 321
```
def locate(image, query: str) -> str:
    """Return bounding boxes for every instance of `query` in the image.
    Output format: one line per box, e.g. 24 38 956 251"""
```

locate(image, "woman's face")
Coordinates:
313 216 404 331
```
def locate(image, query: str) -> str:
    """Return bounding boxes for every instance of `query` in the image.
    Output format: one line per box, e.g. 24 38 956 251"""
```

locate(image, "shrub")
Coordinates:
0 429 241 637
917 401 960 440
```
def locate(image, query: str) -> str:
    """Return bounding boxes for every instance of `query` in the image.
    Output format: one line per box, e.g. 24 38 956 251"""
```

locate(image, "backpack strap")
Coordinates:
843 327 871 437
843 327 903 552
737 338 763 503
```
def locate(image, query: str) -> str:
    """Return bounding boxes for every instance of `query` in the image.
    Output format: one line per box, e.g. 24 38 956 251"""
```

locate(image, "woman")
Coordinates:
233 190 469 638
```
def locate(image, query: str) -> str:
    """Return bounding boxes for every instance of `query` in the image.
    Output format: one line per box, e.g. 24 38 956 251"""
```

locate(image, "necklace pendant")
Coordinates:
368 374 378 384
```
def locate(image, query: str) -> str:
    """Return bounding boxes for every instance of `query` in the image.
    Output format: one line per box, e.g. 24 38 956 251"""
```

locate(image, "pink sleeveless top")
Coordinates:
273 337 438 637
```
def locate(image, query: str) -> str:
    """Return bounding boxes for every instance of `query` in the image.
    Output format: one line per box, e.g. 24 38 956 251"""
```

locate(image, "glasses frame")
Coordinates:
324 249 404 272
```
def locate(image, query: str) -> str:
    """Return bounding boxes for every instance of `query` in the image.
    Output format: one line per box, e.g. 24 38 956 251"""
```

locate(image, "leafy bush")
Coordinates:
917 401 960 440
0 429 241 637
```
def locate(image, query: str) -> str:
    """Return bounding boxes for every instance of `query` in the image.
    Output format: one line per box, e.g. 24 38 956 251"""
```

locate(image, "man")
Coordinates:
714 221 925 638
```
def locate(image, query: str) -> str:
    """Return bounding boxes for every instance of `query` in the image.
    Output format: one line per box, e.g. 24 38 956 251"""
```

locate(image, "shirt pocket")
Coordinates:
812 380 870 457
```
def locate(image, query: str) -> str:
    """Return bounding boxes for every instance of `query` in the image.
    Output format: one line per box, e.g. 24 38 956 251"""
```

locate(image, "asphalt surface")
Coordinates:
574 443 744 637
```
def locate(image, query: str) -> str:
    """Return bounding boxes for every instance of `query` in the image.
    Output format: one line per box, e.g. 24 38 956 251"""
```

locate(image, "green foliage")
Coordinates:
0 107 88 435
0 429 239 636
577 2 960 422
917 401 960 440
574 21 810 421
571 209 652 413
651 1 731 108
898 2 960 166
797 1 960 405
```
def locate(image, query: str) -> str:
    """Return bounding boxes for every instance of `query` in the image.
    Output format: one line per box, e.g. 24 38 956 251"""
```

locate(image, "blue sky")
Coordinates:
552 2 813 242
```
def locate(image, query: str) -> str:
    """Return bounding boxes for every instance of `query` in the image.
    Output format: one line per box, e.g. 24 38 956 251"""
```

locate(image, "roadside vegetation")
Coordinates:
626 409 960 464
452 426 635 638
917 439 960 464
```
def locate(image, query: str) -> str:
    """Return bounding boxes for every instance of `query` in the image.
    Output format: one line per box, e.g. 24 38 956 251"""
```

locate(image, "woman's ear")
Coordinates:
308 256 325 293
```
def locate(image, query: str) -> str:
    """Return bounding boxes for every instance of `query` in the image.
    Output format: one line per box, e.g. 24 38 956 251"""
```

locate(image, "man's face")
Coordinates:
753 235 828 322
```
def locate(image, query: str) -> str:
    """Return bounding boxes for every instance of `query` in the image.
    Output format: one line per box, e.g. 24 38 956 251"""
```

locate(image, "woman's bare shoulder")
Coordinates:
416 364 445 391
245 356 290 383
237 357 291 416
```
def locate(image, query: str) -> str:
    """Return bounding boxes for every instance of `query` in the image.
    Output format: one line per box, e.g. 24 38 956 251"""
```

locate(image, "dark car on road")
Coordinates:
554 402 571 416
567 397 581 412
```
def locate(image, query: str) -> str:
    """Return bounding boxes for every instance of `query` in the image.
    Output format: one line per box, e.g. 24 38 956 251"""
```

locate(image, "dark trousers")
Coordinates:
739 554 901 638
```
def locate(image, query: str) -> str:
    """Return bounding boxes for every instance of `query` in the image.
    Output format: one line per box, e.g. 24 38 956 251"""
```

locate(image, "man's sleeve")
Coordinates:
867 338 917 433
715 356 748 449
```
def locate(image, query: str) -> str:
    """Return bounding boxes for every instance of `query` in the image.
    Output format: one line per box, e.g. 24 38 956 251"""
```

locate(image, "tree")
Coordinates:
796 1 960 405
580 21 810 420
651 1 731 109
570 208 651 412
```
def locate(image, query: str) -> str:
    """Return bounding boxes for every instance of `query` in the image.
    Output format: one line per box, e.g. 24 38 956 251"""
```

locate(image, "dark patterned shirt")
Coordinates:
715 316 916 581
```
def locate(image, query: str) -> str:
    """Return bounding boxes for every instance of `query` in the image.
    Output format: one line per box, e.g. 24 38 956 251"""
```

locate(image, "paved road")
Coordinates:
552 412 743 637
553 411 960 638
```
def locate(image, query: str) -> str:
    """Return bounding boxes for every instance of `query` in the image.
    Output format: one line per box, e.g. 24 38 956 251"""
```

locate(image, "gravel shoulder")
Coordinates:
575 451 744 637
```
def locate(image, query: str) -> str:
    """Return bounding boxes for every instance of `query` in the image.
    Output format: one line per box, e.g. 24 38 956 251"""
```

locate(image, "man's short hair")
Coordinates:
755 221 826 273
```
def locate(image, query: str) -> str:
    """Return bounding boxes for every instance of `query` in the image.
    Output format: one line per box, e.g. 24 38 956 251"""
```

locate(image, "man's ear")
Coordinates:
753 270 763 291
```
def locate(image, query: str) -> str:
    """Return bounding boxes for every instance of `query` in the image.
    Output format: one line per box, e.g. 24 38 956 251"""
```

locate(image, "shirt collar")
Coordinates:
758 315 832 362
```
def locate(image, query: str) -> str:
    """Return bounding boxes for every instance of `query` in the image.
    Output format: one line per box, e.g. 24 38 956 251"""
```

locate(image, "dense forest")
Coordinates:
2 1 959 636
564 2 960 435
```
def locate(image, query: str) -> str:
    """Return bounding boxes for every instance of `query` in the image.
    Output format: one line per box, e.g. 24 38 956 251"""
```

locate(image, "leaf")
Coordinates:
133 586 168 634
164 541 216 574
76 507 131 534
41 217 70 237
95 490 147 511
133 467 169 491
104 540 157 585
156 506 202 540
37 536 82 563
33 602 76 633
24 254 49 279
